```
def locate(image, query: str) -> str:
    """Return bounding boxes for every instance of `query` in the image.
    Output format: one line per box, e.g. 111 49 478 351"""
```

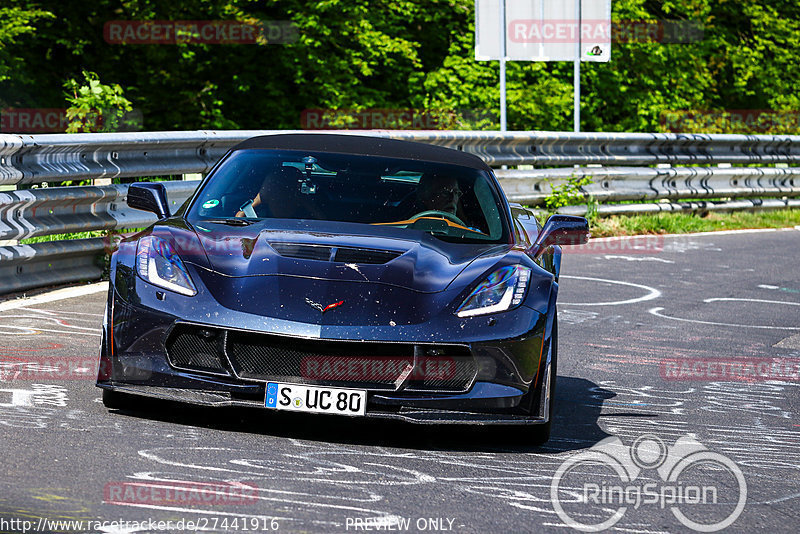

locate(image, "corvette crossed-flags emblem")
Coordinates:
305 298 344 313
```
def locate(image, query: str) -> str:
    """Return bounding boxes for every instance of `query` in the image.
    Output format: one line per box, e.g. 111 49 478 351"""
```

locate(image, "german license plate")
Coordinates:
265 382 366 416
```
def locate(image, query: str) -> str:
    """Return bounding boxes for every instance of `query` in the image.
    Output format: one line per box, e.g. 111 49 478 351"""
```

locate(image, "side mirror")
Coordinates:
127 182 170 219
530 215 590 258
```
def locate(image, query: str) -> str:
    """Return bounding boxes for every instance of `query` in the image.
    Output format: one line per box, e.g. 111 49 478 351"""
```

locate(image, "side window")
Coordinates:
473 179 502 240
513 219 531 247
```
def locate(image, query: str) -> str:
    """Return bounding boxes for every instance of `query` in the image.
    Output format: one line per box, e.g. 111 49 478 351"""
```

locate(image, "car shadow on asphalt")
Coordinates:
109 377 643 453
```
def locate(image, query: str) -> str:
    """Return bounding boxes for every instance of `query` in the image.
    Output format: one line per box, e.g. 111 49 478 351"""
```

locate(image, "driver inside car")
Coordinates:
414 172 464 219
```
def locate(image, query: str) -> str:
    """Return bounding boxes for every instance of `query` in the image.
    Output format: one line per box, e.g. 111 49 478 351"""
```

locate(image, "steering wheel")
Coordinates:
410 210 467 228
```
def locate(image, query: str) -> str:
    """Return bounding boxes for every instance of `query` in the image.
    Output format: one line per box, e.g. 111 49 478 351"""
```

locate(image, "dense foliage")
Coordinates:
1 0 799 132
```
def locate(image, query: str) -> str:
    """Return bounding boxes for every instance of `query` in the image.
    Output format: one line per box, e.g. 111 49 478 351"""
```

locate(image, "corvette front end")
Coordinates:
99 229 556 424
97 133 587 442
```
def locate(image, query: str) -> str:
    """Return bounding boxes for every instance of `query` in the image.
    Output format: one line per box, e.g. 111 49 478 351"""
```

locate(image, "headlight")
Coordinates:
456 265 531 317
136 236 197 296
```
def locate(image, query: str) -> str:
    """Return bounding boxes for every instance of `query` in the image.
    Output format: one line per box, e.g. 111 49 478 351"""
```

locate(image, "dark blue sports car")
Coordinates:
97 134 589 442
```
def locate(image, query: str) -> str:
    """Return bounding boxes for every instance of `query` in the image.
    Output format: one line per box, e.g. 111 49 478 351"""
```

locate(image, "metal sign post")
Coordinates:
475 0 611 133
499 0 507 131
574 0 581 132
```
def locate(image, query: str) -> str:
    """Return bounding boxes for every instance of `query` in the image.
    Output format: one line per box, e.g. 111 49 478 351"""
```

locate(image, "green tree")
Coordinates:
1 0 798 133
63 71 134 132
0 6 54 86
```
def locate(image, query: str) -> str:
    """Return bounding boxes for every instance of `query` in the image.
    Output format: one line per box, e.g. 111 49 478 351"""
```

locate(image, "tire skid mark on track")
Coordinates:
704 297 800 306
117 447 435 527
0 310 103 337
0 402 205 438
125 442 640 529
559 276 662 307
19 307 104 321
649 307 800 330
0 314 99 331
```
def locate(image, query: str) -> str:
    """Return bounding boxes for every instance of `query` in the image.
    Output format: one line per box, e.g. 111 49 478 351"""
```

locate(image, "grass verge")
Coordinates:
585 209 800 238
20 231 107 244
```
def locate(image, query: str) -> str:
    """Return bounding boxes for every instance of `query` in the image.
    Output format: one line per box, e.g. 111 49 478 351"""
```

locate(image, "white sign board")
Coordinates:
476 0 612 62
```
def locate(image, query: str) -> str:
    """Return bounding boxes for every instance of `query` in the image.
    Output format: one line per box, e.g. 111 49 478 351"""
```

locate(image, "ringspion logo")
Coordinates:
551 434 746 531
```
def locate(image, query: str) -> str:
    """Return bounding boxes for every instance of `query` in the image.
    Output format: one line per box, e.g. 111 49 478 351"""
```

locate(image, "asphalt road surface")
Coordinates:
1 228 799 533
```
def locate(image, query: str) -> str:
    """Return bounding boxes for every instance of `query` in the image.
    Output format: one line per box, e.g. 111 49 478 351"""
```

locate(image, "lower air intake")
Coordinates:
165 325 229 375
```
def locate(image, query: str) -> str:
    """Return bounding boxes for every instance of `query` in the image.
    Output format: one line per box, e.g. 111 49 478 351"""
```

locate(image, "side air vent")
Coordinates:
269 242 402 264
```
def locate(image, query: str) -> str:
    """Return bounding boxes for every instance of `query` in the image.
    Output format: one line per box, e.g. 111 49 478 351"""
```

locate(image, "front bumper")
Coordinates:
98 272 554 425
96 383 548 425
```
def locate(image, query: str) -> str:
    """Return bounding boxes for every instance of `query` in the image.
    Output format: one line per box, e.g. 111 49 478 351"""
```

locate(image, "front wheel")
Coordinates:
102 388 138 411
527 314 558 445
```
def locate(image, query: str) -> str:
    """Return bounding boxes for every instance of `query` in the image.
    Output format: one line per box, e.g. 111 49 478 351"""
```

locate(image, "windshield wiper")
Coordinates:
202 218 255 226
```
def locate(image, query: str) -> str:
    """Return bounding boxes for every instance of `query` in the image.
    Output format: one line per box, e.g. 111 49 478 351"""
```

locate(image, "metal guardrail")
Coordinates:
3 130 800 185
0 130 799 296
0 238 106 295
558 198 800 217
0 181 196 240
496 166 800 204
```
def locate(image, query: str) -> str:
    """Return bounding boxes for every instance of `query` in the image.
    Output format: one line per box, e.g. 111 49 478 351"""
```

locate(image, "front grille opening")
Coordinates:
227 332 413 389
165 325 230 376
226 331 476 392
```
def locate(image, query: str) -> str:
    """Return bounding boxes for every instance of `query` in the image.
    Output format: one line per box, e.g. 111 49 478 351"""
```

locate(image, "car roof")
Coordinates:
231 133 492 171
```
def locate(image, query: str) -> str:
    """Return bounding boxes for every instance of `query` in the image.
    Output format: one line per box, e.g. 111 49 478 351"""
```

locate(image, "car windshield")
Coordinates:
186 149 508 243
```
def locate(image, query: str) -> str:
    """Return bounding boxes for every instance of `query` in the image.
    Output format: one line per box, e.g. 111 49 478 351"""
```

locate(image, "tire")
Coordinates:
528 313 558 445
102 388 137 411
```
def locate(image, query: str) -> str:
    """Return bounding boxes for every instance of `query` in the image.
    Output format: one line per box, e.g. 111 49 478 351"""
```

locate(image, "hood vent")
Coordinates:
269 243 331 261
334 247 401 264
269 242 402 265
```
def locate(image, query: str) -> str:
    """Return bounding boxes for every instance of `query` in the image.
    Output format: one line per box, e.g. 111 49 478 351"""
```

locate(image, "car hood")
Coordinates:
183 220 510 294
144 219 546 326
